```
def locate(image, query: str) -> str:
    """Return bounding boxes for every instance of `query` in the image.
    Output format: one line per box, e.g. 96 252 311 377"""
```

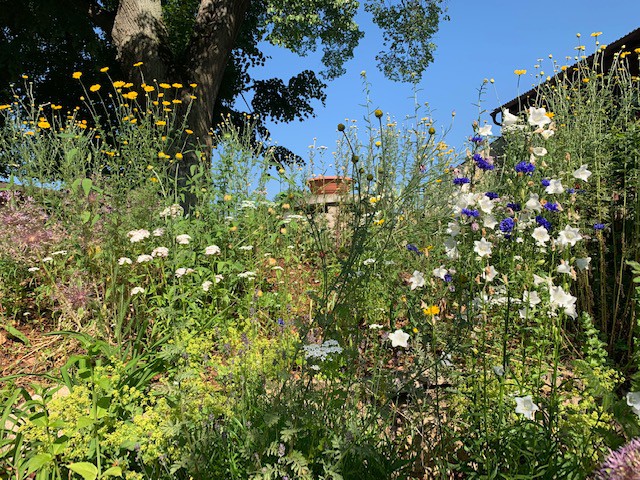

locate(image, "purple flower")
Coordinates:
499 217 515 233
536 215 553 231
443 273 452 283
544 202 560 212
461 208 480 218
406 244 423 255
567 188 576 194
453 177 470 185
506 202 521 212
473 153 495 171
597 437 640 480
485 191 499 200
594 223 605 230
470 135 484 143
277 318 285 327
541 179 551 187
515 161 535 174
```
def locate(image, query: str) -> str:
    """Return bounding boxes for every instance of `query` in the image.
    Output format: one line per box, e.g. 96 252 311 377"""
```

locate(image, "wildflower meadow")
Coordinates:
2 39 640 480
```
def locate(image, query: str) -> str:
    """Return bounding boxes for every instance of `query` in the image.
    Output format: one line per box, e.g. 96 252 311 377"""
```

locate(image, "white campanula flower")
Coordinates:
363 258 376 266
202 280 213 292
478 195 495 214
127 229 150 243
576 257 591 271
484 214 498 230
502 109 522 132
528 107 551 128
447 221 461 237
532 147 548 157
556 225 582 248
205 245 221 255
525 193 543 212
176 234 192 245
557 260 573 275
626 392 640 417
540 129 555 139
433 266 448 280
131 286 145 295
118 257 132 265
409 270 425 290
482 265 498 282
473 237 492 258
532 226 550 246
444 237 459 259
545 179 564 195
478 124 492 136
549 285 578 318
493 365 505 377
573 164 592 182
523 290 542 307
151 246 169 258
136 254 153 263
175 267 195 278
388 329 410 348
515 395 539 419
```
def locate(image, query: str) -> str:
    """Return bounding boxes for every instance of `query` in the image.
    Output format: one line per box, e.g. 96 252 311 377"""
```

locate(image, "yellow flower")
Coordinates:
155 120 167 126
229 225 237 232
423 305 440 316
124 82 133 88
514 69 527 76
190 83 197 88
37 120 51 129
189 95 197 100
21 74 28 79
100 67 109 72
72 71 82 79
150 177 158 182
159 83 171 89
282 203 290 210
112 81 125 88
162 101 171 106
0 105 10 110
175 152 183 160
123 91 138 100
223 194 233 202
172 83 183 88
185 129 193 135
590 31 602 37
158 151 170 159
25 131 34 135
172 99 182 104
373 218 385 226
133 61 144 67
89 84 101 92
51 104 62 110
582 78 590 83
143 85 155 92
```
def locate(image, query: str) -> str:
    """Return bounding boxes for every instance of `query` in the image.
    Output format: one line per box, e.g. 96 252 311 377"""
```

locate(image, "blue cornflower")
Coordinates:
453 177 470 185
544 202 560 212
541 179 551 187
461 208 480 218
443 273 452 283
470 135 484 143
473 153 495 171
594 223 605 230
536 215 553 231
506 202 521 212
277 318 285 327
515 161 535 174
485 191 499 200
567 188 576 194
406 244 423 255
499 217 515 233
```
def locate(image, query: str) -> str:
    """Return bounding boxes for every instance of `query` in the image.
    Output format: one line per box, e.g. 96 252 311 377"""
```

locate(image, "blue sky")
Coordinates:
250 0 639 183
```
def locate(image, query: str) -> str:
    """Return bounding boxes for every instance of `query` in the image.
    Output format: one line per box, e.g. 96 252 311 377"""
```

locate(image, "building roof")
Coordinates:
490 27 640 125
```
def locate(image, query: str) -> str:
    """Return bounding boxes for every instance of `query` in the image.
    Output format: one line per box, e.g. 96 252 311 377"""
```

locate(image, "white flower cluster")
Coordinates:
303 339 343 361
159 204 184 219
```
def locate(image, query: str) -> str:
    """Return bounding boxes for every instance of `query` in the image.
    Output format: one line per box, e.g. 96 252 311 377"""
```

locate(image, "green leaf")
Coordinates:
67 461 98 480
76 416 94 429
1 323 30 345
23 453 53 476
81 178 93 196
80 211 91 224
52 435 69 455
101 466 122 478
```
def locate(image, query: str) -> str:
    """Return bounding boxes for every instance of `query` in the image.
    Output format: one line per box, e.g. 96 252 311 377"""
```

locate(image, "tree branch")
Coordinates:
67 0 117 33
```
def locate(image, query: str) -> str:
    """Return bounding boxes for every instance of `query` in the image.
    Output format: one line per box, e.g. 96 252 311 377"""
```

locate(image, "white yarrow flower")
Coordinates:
131 286 145 295
238 245 254 251
136 254 153 263
202 280 213 292
152 228 165 237
118 257 132 265
205 245 221 255
175 267 194 278
151 246 169 258
176 234 192 245
127 229 151 243
28 267 40 272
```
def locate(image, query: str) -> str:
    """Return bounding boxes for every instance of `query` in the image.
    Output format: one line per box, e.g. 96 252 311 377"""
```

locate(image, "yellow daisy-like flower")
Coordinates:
143 85 155 92
162 101 171 106
155 120 166 126
122 91 138 100
124 82 133 88
37 120 51 129
112 81 125 88
175 152 183 160
133 61 144 67
172 83 183 88
172 99 182 104
373 218 385 226
590 31 603 37
100 67 109 73
185 129 193 135
51 104 62 110
24 131 34 135
159 83 171 89
514 69 527 76
223 194 233 202
0 104 10 110
189 83 197 88
189 95 197 100
582 78 590 83
157 151 170 159
72 72 82 79
89 84 101 92
423 305 440 316
21 75 28 79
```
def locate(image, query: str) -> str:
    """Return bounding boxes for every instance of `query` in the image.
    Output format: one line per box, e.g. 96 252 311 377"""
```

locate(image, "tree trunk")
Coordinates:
111 0 250 212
